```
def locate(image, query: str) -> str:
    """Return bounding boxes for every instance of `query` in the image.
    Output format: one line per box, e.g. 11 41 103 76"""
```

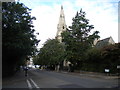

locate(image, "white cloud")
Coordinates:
62 1 76 26
75 0 118 41
31 4 60 48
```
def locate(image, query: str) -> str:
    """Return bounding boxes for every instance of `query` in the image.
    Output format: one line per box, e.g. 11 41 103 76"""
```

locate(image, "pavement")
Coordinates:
2 70 29 88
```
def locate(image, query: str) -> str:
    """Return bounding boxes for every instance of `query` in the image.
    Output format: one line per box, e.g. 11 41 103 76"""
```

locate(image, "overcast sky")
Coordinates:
18 0 119 48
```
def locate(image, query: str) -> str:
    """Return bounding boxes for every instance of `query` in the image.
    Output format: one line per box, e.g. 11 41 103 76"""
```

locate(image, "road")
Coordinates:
2 69 118 89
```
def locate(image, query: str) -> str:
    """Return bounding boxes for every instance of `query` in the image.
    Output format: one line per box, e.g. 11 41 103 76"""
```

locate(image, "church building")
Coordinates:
56 5 67 43
56 6 71 67
94 36 115 48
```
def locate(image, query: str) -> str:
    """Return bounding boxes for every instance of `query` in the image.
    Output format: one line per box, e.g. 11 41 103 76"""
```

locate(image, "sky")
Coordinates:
17 0 119 48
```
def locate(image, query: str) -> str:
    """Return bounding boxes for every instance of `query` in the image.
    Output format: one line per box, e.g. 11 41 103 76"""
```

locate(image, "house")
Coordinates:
95 36 115 48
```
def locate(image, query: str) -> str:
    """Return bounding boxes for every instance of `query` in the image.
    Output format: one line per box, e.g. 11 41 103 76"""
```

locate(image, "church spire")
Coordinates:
56 5 67 42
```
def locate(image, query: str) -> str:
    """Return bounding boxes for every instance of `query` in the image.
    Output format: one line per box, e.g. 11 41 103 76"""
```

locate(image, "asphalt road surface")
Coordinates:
2 69 118 89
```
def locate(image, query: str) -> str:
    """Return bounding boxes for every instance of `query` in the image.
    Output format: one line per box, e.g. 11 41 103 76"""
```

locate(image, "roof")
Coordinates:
95 37 115 48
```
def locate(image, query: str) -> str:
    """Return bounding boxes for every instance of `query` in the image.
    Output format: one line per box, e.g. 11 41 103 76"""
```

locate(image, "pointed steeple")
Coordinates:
56 5 67 42
58 5 66 25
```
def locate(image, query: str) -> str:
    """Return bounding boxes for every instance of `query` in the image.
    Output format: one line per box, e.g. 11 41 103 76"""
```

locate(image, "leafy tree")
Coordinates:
83 48 102 72
101 43 120 73
82 43 120 73
33 39 65 70
2 2 39 77
61 9 100 69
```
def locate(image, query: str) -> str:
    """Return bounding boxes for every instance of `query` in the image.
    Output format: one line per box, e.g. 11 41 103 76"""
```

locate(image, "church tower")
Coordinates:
56 5 70 67
56 5 67 42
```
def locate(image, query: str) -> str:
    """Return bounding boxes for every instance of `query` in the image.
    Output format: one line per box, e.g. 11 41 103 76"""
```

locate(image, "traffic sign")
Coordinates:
117 65 120 69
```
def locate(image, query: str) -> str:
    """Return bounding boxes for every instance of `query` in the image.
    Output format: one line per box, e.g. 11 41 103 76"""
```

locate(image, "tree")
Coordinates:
83 48 102 72
82 43 120 73
2 2 40 77
33 39 65 70
101 43 120 73
61 9 100 69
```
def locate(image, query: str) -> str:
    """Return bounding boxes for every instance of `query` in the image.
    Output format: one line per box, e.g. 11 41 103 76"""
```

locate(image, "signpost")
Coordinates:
117 65 120 69
104 69 110 76
105 69 109 73
117 65 120 88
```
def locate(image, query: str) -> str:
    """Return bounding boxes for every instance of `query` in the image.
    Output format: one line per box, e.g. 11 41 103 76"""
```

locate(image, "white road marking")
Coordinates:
30 78 40 88
26 79 32 89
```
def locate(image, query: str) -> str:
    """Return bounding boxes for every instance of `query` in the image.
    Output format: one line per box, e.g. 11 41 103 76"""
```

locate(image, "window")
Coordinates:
63 26 64 29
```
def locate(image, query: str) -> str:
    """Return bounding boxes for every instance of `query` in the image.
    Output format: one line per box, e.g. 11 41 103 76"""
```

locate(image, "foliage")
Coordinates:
101 43 120 73
82 48 102 72
61 9 100 67
33 39 65 69
81 43 120 73
2 2 40 76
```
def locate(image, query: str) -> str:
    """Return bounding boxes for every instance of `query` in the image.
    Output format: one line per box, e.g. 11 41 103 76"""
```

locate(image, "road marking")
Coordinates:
26 79 32 89
30 78 40 88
